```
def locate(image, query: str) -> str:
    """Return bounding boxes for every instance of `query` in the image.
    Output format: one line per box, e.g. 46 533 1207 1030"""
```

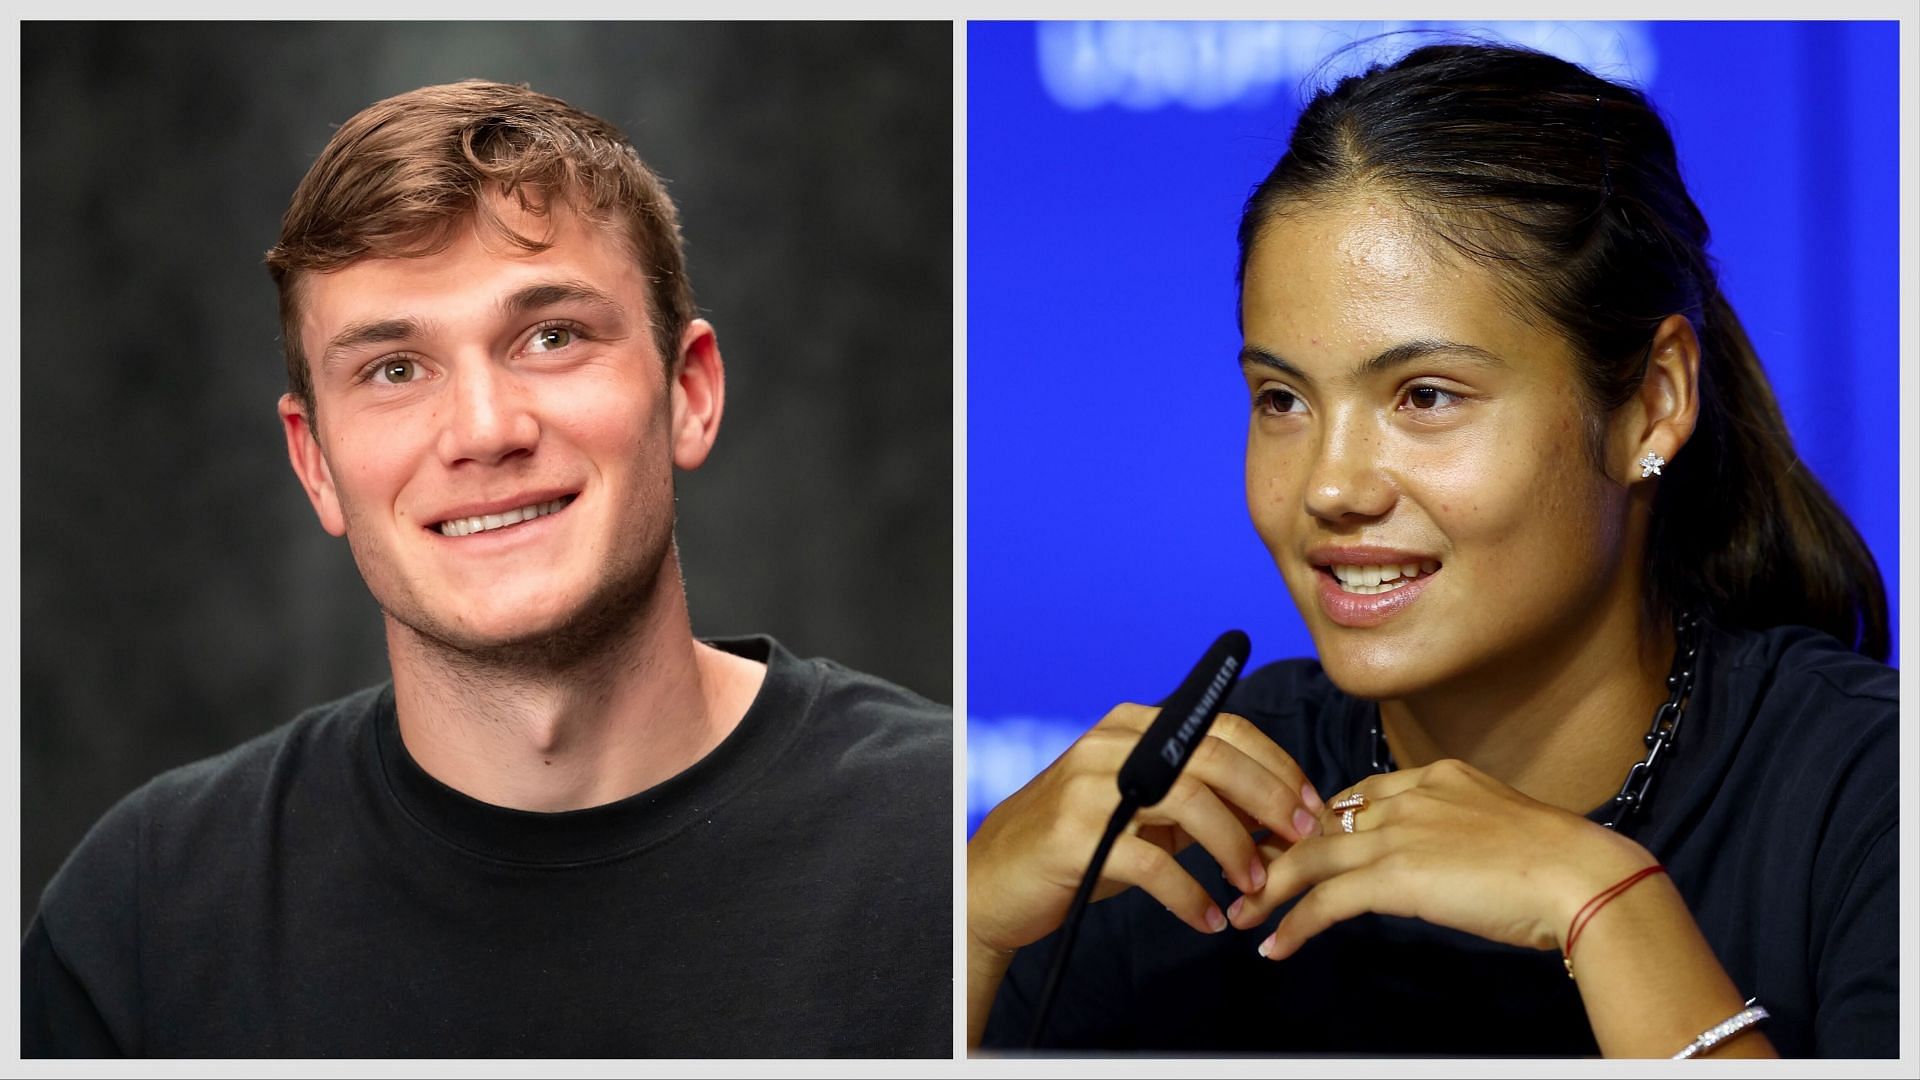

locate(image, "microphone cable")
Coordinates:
1025 630 1251 1049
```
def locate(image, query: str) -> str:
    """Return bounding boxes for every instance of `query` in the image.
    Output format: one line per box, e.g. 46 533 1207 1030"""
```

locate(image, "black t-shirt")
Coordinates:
24 637 951 1058
985 623 1897 1056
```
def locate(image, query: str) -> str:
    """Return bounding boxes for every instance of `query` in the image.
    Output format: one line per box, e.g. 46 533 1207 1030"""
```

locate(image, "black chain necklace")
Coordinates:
1367 611 1703 832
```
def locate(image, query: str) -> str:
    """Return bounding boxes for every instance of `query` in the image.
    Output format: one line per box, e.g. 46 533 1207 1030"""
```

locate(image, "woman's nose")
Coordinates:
1301 412 1394 523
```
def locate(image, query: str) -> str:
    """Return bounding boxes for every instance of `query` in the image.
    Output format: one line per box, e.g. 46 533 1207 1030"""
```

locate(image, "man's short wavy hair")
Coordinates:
266 79 694 416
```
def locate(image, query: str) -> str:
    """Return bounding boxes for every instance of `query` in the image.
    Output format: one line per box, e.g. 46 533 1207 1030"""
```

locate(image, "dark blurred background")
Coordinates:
22 21 953 928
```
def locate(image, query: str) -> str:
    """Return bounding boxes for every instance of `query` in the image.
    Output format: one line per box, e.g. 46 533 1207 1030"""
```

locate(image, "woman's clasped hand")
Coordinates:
971 710 1661 969
1228 757 1658 963
967 703 1324 957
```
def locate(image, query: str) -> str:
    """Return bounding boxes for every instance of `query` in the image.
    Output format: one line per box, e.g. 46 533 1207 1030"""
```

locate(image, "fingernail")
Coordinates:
1205 905 1227 932
1248 857 1266 892
1301 782 1324 813
1292 807 1319 838
1226 896 1244 924
1257 933 1276 959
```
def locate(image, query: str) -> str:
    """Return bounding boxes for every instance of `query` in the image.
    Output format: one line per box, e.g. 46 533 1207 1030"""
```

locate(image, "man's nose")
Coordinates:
437 360 539 467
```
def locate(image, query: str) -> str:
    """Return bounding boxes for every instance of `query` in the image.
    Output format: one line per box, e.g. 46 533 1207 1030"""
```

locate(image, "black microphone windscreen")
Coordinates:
1115 630 1251 807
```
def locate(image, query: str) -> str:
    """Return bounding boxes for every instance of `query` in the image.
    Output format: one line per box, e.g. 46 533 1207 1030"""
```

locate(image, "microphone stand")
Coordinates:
1025 795 1138 1049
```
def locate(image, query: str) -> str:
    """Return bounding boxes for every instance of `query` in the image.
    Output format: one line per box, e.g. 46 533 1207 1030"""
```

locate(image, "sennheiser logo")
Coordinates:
1159 655 1239 768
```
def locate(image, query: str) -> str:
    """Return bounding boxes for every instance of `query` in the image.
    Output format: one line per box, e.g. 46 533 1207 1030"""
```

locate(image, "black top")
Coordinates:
24 637 952 1058
985 623 1897 1056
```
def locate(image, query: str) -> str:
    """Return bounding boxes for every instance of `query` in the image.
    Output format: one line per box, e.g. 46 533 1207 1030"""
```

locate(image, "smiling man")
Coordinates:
23 80 950 1058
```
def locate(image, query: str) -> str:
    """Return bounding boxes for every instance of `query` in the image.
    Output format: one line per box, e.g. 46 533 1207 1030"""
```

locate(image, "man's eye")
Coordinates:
529 327 574 352
375 358 417 384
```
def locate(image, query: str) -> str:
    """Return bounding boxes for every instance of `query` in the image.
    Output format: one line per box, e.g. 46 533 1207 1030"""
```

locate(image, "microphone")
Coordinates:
1026 630 1253 1049
1116 629 1251 807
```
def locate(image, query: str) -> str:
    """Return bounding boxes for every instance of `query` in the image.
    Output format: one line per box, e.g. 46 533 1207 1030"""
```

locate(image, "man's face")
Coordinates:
280 197 721 660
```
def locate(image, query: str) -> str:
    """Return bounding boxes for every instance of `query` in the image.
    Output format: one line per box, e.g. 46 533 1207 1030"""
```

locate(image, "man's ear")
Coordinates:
1613 312 1701 483
669 318 725 472
279 394 347 537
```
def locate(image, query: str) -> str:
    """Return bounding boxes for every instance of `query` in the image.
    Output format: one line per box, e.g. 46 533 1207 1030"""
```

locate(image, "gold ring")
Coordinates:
1328 792 1368 833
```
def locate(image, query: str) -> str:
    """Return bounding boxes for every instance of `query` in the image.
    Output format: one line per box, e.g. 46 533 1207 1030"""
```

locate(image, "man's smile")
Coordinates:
431 493 578 537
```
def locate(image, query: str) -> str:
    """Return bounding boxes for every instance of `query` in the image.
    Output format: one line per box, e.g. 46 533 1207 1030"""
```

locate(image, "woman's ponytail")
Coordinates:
1650 292 1889 659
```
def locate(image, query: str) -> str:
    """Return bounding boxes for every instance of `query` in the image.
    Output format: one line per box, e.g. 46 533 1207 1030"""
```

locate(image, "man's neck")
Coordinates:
1377 584 1673 817
385 578 767 813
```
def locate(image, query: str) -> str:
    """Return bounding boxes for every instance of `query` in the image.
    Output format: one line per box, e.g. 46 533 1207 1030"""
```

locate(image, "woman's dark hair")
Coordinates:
1238 42 1888 661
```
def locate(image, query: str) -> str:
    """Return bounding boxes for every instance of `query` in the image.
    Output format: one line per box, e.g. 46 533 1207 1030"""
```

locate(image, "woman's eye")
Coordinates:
1257 388 1307 416
1403 385 1462 411
529 326 575 352
374 358 417 385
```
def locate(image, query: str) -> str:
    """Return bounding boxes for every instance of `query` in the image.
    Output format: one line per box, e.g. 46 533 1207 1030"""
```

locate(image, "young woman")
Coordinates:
968 43 1895 1058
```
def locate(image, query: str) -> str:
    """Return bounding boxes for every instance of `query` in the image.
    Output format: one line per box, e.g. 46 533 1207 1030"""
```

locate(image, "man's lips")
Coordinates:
430 493 578 538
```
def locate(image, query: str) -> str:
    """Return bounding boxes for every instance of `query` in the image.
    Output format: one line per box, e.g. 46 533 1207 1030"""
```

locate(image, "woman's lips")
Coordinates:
1313 565 1439 628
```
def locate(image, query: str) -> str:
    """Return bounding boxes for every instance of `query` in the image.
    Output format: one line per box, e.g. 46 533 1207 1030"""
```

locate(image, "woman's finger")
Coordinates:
1134 775 1264 894
1096 704 1321 848
1208 711 1325 815
1312 767 1430 836
1256 860 1417 961
1229 825 1392 929
1091 702 1160 734
1102 834 1229 936
1177 730 1320 845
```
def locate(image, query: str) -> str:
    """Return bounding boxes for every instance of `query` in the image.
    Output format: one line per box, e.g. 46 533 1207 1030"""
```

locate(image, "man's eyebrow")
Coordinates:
1239 339 1508 384
498 280 627 320
320 317 430 373
317 281 630 374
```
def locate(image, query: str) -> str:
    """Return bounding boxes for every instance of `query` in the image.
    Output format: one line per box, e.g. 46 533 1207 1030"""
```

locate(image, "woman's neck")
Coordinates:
1378 591 1674 816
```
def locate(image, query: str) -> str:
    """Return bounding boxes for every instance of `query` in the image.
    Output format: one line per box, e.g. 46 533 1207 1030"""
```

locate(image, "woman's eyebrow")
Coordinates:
1239 345 1311 384
1239 339 1507 385
1360 338 1508 377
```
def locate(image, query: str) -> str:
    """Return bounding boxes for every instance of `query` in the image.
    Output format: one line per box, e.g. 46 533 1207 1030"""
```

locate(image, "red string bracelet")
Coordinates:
1563 864 1666 979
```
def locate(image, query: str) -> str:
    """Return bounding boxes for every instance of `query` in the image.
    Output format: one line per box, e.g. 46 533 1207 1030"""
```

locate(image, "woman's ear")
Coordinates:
1614 313 1700 483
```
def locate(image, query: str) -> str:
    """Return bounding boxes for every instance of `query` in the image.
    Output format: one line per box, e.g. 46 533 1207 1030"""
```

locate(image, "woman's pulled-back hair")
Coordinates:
1238 42 1888 660
267 79 695 416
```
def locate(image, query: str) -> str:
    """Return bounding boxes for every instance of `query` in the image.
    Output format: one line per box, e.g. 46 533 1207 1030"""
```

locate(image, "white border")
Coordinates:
2 5 1916 1077
951 17 972 1066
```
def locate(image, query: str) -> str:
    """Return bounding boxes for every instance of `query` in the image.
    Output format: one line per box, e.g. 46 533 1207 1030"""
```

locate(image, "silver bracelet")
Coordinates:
1671 1001 1769 1059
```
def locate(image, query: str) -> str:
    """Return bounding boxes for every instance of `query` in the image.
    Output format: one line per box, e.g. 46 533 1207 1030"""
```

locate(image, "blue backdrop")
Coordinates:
966 21 1902 834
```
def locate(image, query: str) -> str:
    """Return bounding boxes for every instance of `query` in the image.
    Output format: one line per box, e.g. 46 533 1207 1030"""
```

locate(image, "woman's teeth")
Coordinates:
438 497 571 537
1330 560 1439 595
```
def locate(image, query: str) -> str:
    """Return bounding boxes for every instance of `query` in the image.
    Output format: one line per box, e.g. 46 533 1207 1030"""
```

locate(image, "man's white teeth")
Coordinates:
438 497 570 537
1331 560 1440 594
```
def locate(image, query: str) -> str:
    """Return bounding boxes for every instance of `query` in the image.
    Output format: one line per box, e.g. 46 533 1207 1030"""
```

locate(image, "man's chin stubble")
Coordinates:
386 542 677 681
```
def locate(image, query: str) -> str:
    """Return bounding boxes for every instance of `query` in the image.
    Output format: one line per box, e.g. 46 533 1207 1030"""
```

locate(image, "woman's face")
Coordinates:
1240 192 1635 700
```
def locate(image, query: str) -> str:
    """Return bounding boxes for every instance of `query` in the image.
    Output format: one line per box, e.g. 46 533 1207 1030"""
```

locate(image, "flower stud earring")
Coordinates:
1638 451 1666 478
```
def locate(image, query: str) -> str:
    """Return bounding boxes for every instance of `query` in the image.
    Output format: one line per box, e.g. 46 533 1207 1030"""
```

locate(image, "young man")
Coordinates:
22 81 950 1058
